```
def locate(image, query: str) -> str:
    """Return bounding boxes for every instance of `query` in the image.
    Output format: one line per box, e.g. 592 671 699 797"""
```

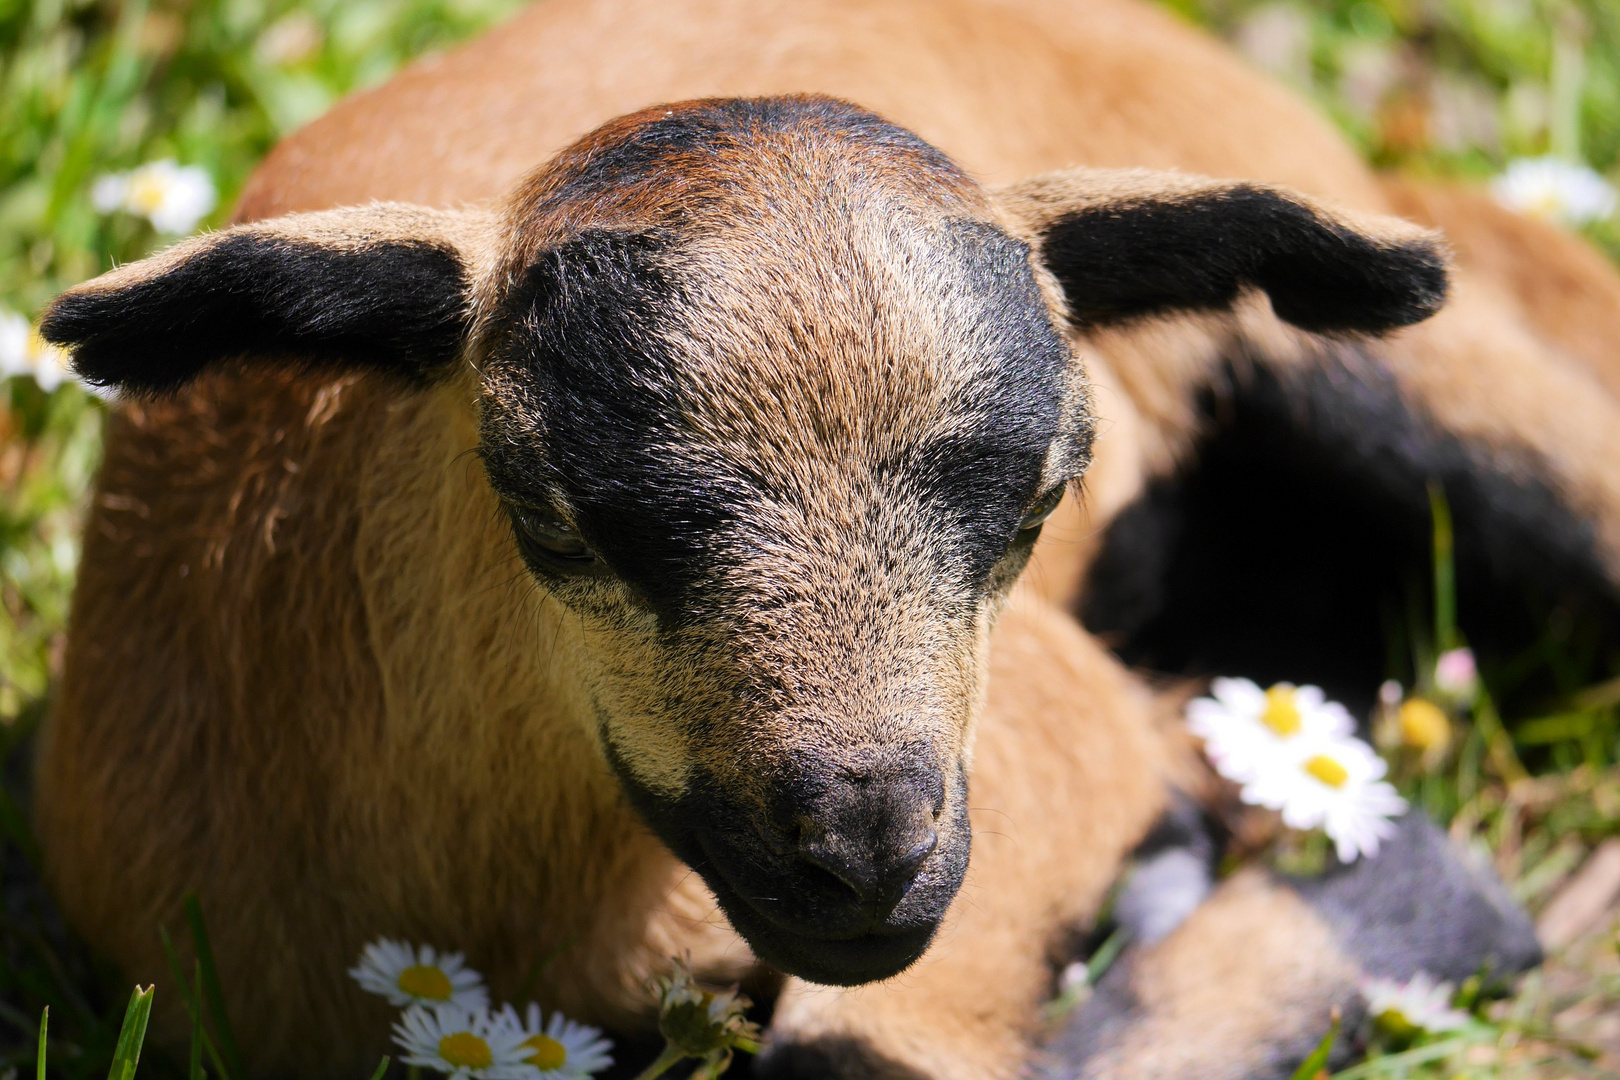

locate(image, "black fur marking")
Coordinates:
532 95 971 224
1293 811 1542 985
1080 350 1620 712
40 234 469 393
601 736 971 987
480 229 753 619
482 220 1073 623
1039 186 1447 332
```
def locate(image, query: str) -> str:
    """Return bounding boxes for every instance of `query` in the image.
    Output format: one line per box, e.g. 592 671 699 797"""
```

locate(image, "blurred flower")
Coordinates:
92 160 216 234
1337 41 1399 121
257 12 324 67
653 959 761 1063
393 1003 534 1080
1433 647 1478 705
351 939 489 1010
1 309 73 392
1240 733 1408 863
497 1004 613 1080
1186 678 1353 784
1430 75 1499 154
1397 698 1451 755
1234 4 1313 87
1362 972 1468 1038
1491 156 1617 228
1189 679 1404 862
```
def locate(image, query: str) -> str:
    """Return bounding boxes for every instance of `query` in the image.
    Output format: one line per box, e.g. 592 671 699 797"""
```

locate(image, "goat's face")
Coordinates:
43 94 1448 987
472 100 1089 983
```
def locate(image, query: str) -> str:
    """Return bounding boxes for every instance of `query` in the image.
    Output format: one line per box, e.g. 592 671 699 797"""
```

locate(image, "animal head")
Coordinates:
42 96 1446 985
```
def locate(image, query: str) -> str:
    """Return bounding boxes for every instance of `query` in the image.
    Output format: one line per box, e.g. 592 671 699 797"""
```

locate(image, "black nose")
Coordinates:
795 767 944 907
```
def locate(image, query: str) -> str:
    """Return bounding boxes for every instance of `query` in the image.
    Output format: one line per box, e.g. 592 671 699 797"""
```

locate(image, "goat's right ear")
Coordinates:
40 203 493 394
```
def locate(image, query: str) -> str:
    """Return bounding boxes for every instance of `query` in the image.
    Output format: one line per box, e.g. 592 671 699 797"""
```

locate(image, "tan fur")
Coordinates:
1064 873 1361 1080
767 594 1173 1079
1380 177 1620 396
35 1 1603 1077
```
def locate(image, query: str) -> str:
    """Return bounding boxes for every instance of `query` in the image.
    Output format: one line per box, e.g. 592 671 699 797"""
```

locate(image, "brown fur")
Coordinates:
1056 873 1362 1080
33 0 1607 1077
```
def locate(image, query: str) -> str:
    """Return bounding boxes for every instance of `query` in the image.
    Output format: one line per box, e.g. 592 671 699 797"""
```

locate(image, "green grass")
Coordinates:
2 1 1619 1078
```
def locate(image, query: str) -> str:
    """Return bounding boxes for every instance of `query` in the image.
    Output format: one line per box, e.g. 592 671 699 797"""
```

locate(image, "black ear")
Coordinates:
40 203 491 394
998 169 1449 333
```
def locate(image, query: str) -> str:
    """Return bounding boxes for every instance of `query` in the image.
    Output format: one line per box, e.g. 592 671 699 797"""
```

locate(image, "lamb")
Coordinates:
39 0 1620 1076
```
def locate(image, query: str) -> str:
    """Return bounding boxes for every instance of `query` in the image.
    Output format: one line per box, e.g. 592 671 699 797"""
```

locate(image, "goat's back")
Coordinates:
235 0 1389 220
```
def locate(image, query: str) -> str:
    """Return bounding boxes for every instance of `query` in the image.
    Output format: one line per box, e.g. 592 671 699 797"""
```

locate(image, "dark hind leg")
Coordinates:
1041 812 1541 1080
1079 319 1620 716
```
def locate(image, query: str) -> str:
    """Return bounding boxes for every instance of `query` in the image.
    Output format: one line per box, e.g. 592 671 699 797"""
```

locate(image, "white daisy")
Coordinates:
350 939 488 1009
92 159 216 235
1186 678 1354 784
0 309 75 392
393 1003 535 1080
1491 156 1617 228
1362 971 1469 1036
496 1004 613 1080
1240 733 1408 863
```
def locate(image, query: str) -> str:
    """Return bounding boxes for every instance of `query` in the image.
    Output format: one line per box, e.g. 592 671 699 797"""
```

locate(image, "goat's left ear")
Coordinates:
41 203 495 395
996 169 1450 333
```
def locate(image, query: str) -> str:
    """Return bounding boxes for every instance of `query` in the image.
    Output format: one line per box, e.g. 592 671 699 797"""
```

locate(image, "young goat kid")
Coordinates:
39 96 1543 1080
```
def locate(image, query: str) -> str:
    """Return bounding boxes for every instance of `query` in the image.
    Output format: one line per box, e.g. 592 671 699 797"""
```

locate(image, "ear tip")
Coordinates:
1380 234 1452 325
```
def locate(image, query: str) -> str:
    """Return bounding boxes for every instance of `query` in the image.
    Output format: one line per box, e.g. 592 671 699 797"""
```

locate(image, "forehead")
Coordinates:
479 98 1080 603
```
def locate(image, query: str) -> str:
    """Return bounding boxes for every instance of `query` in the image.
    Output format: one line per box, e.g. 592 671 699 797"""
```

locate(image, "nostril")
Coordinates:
796 827 939 906
898 830 938 875
797 832 879 901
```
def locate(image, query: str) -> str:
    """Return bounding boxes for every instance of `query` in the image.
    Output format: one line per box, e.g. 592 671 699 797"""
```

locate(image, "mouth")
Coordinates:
692 830 944 985
601 740 971 985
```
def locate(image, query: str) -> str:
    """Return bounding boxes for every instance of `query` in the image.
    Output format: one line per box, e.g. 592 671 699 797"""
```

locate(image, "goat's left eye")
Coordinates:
509 504 598 570
1019 486 1066 532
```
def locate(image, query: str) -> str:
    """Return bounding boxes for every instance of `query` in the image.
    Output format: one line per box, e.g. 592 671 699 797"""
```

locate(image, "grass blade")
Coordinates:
189 962 205 1080
35 1006 47 1080
367 1057 391 1080
106 986 154 1080
184 895 246 1080
1428 482 1457 654
1289 1007 1340 1080
160 927 232 1080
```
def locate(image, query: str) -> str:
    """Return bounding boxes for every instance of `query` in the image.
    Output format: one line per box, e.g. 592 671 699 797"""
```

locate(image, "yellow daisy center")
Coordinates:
1303 754 1349 788
1398 699 1450 752
397 964 453 1000
128 173 170 215
523 1034 568 1071
1261 686 1302 736
438 1032 493 1070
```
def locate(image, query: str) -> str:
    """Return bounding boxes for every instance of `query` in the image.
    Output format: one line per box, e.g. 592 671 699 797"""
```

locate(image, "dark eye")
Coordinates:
508 503 598 571
1019 486 1066 532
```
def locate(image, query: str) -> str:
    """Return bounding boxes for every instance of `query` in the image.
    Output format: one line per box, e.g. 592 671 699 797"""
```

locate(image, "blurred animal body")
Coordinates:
36 1 1619 1078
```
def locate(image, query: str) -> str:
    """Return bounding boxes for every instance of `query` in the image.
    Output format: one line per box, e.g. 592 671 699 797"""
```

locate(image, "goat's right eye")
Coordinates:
508 504 598 571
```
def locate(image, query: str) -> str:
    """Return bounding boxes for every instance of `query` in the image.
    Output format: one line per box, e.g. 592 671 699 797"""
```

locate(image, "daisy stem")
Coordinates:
632 1043 690 1080
406 1066 422 1080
